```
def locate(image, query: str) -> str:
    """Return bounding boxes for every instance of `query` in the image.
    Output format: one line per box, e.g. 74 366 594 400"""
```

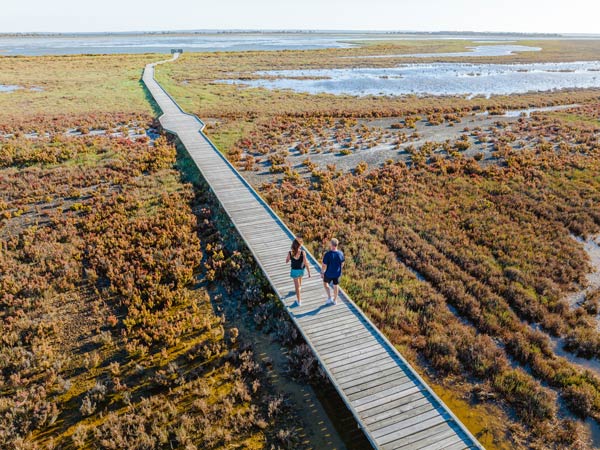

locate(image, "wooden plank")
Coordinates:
331 354 398 378
327 348 390 371
314 329 374 349
303 317 367 337
345 371 410 398
439 442 470 450
247 230 290 241
291 307 350 323
257 264 290 275
383 424 456 450
304 310 368 327
418 434 466 450
215 191 259 200
354 386 422 413
350 379 417 405
302 303 366 320
219 198 264 208
316 331 381 353
369 402 435 432
307 327 366 346
321 336 382 357
363 396 433 426
296 307 357 327
323 342 386 365
378 418 450 447
297 310 361 330
373 409 443 440
228 216 274 226
334 360 400 386
361 390 429 420
306 316 369 334
245 245 291 256
304 328 369 347
245 230 292 240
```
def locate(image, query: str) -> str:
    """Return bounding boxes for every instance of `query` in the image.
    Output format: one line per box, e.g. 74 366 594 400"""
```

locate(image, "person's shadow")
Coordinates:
291 304 329 318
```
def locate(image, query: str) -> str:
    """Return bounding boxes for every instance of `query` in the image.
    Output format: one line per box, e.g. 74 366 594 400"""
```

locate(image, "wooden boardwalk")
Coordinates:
142 55 484 450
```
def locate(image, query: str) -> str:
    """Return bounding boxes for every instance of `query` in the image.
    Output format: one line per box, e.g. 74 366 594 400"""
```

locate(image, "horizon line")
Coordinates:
3 28 597 37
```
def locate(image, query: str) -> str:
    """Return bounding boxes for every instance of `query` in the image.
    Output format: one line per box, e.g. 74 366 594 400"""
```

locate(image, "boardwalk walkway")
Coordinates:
142 55 483 450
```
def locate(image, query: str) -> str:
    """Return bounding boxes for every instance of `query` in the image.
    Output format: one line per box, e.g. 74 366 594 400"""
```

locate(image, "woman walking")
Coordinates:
286 237 311 306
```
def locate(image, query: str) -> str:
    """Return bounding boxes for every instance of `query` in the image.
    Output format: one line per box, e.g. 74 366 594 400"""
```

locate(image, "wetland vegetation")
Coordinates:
1 35 600 449
0 114 329 449
154 38 600 449
0 53 358 450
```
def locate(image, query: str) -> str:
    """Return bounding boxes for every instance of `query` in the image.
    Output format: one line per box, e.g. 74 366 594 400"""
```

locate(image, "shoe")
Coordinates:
326 298 334 305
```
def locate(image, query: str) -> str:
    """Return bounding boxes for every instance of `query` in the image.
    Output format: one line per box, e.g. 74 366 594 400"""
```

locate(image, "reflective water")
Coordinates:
0 33 355 55
350 44 542 58
0 84 23 93
1 32 596 56
220 61 600 97
476 103 581 117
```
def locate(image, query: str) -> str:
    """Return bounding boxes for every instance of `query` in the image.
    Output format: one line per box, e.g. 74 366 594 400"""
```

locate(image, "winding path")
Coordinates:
142 54 483 450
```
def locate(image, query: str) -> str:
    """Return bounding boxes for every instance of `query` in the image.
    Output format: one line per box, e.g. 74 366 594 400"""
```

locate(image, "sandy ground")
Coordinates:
566 234 600 309
243 113 516 185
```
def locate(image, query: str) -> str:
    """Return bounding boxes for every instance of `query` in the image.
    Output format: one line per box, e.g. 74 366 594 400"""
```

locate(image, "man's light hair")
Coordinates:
331 238 339 247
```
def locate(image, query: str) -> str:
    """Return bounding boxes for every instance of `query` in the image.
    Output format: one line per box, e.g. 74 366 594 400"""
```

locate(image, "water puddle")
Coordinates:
586 417 600 446
476 103 581 117
0 84 44 93
0 84 23 93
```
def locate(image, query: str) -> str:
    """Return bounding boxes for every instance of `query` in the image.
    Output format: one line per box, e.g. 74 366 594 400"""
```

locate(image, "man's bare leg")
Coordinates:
332 284 339 304
323 282 331 302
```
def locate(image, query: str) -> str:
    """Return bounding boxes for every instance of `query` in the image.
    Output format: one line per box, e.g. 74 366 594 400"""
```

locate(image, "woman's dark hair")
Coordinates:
291 237 303 255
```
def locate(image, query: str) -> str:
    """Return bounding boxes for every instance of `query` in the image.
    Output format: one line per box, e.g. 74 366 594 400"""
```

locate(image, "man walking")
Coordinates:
321 238 345 305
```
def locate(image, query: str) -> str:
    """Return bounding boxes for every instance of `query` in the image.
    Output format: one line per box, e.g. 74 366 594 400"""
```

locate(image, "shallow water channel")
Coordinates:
220 61 600 97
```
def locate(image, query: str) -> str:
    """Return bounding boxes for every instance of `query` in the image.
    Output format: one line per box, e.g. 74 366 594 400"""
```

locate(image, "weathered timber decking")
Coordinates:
142 54 484 450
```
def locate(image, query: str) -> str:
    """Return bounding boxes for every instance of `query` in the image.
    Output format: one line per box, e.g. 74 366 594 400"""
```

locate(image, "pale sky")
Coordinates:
2 0 599 34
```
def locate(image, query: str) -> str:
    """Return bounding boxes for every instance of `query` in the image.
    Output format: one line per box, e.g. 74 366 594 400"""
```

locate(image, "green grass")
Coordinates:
548 111 600 126
0 54 159 118
46 148 116 169
205 119 257 153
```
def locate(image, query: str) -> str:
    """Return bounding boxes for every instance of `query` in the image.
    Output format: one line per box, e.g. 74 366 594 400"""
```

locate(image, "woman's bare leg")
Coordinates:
293 277 301 304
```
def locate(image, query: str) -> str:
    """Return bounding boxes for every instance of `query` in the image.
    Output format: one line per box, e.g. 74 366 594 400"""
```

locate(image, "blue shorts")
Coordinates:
290 268 305 279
